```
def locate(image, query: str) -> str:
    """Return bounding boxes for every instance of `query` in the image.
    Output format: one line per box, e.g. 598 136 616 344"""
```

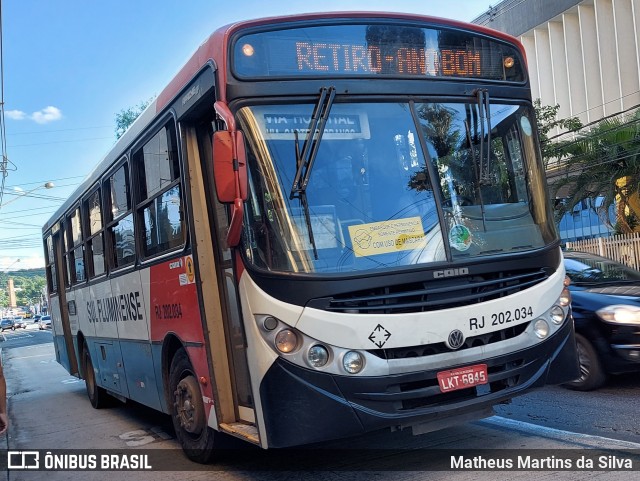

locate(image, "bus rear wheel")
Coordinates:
169 348 216 463
83 343 110 409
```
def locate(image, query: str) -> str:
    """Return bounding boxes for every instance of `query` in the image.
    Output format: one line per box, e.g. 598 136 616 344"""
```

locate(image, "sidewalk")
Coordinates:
1 347 8 452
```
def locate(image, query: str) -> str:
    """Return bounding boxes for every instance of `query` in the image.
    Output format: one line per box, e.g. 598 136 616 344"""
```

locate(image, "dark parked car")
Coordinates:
564 251 640 390
1 318 15 332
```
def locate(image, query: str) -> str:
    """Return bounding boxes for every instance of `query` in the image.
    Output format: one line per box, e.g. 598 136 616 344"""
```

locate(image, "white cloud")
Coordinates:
21 256 46 269
31 106 62 124
6 110 27 120
0 256 45 270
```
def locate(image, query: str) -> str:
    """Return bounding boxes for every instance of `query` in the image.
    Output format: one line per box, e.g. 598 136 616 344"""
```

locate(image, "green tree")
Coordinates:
533 99 583 169
15 277 46 307
0 270 46 308
115 98 154 139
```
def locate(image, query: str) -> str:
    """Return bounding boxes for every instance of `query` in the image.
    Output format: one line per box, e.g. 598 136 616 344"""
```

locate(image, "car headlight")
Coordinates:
597 305 640 324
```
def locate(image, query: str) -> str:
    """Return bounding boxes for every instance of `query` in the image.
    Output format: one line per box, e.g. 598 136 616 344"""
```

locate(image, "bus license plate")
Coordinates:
437 364 488 393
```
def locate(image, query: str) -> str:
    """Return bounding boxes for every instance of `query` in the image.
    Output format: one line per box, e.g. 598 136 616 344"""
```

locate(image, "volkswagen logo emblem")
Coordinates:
447 329 465 350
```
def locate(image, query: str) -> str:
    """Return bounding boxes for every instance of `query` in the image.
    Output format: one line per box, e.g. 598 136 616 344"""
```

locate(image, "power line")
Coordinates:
9 136 113 148
4 175 85 189
8 125 111 136
0 206 57 217
547 101 640 143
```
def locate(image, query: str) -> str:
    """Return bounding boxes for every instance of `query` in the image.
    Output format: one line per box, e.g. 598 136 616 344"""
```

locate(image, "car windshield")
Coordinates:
239 100 557 274
565 254 640 283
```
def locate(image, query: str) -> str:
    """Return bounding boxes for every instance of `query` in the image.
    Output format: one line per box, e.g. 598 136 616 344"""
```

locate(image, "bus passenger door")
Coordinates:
182 120 257 443
52 229 79 376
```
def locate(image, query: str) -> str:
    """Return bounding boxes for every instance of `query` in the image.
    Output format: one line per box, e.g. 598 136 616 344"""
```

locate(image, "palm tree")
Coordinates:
551 109 640 233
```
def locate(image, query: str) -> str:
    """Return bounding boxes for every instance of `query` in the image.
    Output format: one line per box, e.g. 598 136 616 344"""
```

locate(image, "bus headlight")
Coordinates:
275 329 298 353
307 345 329 368
342 351 364 374
533 319 549 338
559 287 571 307
550 305 565 325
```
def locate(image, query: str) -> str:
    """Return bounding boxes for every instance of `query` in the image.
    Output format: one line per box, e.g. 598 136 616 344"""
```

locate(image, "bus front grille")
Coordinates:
310 268 548 314
367 322 530 359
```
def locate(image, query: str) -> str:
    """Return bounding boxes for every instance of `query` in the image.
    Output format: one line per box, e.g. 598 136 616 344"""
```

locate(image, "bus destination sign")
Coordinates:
233 23 525 82
294 42 481 77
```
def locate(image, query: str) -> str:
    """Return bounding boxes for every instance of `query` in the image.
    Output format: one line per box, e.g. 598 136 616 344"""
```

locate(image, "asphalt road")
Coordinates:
1 334 640 480
494 373 640 443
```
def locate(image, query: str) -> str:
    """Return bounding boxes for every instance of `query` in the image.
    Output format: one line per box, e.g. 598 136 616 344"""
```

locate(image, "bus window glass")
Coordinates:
111 214 135 267
50 264 57 293
63 224 71 252
46 235 54 264
89 234 105 277
63 254 71 287
416 102 556 259
139 126 179 199
110 165 130 219
74 246 86 282
88 190 102 235
45 235 57 293
135 122 183 258
71 208 82 246
238 102 444 274
239 101 555 274
142 185 183 256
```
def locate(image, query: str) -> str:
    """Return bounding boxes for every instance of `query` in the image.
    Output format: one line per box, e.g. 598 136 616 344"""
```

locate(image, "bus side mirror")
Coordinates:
213 130 247 203
213 130 247 247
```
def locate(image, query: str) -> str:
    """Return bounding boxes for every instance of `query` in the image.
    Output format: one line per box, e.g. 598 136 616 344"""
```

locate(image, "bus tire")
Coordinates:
83 343 110 409
564 333 607 391
169 348 216 463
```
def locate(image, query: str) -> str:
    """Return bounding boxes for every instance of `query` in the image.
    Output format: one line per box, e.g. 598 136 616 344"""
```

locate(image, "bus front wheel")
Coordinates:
169 348 216 463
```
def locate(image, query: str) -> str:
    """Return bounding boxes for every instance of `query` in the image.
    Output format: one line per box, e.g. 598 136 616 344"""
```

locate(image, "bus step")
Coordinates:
219 422 260 444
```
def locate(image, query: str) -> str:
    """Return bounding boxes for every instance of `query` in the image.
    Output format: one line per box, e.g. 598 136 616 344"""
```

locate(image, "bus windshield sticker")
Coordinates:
348 217 426 257
290 206 339 251
448 224 472 251
252 107 370 141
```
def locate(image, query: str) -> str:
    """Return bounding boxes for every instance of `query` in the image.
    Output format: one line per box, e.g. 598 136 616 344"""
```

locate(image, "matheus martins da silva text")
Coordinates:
451 454 634 470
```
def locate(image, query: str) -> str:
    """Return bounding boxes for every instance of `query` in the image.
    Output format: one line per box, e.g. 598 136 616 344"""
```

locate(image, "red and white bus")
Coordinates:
43 12 578 462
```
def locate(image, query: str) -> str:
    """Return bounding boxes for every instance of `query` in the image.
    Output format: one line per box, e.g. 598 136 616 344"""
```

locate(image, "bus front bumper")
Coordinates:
258 319 578 448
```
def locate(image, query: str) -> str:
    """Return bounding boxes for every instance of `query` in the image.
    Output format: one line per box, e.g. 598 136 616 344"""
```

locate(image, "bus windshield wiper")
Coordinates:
290 86 336 198
476 89 492 185
289 86 336 259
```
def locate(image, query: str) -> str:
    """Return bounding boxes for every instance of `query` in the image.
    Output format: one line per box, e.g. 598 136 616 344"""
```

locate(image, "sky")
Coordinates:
0 0 494 270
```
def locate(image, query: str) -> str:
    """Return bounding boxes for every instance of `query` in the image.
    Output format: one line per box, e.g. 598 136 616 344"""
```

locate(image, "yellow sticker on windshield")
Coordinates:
348 217 427 257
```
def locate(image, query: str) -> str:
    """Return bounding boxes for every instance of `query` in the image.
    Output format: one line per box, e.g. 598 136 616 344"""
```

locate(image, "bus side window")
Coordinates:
84 187 106 278
106 161 135 269
44 234 57 294
66 207 86 284
133 120 184 258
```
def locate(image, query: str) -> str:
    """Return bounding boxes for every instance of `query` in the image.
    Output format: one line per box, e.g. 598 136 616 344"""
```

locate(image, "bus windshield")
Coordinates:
238 100 557 274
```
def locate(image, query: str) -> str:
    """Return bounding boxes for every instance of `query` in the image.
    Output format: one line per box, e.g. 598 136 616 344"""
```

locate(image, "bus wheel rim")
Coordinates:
174 376 205 435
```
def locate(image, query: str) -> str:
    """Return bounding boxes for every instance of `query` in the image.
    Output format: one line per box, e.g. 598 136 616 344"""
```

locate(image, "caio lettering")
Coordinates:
433 267 469 279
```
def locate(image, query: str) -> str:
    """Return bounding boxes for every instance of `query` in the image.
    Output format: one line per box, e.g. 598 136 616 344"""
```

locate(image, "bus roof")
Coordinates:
43 11 524 234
